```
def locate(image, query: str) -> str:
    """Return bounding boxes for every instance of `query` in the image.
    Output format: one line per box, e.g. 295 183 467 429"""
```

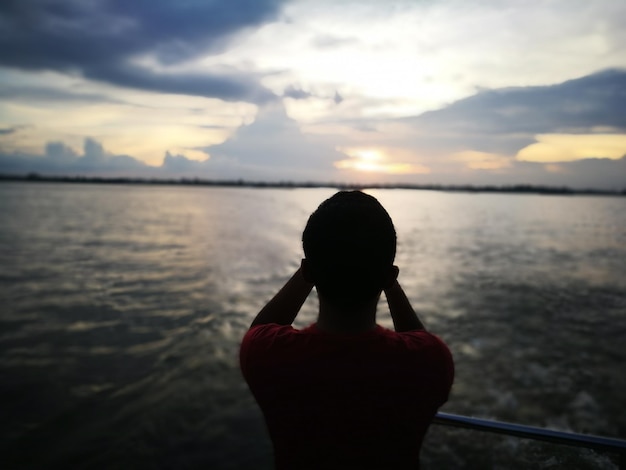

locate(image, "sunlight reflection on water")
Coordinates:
0 183 625 469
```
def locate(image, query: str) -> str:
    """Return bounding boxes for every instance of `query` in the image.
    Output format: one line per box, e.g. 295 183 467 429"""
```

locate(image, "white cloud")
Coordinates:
215 0 626 122
203 103 347 180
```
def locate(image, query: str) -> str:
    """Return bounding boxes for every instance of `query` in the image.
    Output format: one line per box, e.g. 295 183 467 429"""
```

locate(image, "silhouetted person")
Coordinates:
240 191 454 469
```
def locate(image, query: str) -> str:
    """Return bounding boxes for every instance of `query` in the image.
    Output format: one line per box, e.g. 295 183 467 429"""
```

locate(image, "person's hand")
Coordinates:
249 265 314 328
384 273 425 332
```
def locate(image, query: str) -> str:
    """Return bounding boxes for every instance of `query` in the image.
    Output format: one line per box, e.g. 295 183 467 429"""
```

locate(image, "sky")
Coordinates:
1 0 625 189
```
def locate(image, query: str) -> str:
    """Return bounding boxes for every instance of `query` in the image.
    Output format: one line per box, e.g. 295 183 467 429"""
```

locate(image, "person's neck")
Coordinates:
315 296 378 334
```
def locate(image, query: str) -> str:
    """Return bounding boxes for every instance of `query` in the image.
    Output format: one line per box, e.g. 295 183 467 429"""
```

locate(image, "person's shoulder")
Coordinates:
399 329 449 346
381 327 444 344
384 328 452 360
393 329 454 393
240 324 299 372
242 323 297 344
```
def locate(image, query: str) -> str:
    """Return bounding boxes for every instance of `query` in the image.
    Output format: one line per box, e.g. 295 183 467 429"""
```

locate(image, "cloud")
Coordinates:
378 68 626 161
0 0 285 103
0 84 128 105
405 68 626 145
1 134 624 190
0 106 347 181
463 157 626 191
283 85 313 100
311 34 358 49
161 151 207 173
282 85 345 106
550 156 626 189
2 65 625 190
0 126 24 135
0 137 148 175
202 103 346 180
311 68 626 188
45 141 78 162
83 62 275 104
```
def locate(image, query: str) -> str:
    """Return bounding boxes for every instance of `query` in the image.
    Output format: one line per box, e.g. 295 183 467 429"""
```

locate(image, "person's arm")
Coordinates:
249 266 314 328
384 278 425 332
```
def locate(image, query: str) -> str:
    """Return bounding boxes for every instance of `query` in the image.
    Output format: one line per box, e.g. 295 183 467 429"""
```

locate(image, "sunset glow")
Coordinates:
335 148 430 175
1 1 625 188
453 151 511 170
517 134 626 163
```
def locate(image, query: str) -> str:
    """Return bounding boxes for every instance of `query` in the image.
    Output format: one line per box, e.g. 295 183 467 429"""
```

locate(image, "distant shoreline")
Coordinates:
1 173 625 197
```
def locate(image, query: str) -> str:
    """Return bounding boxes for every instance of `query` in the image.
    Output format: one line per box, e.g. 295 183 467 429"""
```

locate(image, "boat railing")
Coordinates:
434 412 626 469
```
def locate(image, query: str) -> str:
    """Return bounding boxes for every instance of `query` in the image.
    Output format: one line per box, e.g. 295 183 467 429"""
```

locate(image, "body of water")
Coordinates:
1 182 625 469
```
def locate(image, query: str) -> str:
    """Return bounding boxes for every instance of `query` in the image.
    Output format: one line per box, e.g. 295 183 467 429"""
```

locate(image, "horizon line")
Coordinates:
1 173 625 196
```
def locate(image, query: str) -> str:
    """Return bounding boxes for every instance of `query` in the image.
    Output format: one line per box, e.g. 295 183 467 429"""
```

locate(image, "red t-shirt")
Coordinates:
240 323 454 469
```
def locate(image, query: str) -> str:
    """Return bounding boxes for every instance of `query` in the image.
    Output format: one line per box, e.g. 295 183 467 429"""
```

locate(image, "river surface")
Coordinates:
1 182 625 469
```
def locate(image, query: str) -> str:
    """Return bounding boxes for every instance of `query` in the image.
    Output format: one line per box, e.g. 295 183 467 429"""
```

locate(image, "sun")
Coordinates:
334 147 430 175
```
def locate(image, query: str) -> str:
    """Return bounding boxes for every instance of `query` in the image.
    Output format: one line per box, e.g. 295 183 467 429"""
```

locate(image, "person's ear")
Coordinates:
382 265 399 289
301 258 315 284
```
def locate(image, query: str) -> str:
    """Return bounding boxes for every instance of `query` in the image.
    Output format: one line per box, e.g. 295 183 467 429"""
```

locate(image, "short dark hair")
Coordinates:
302 191 397 309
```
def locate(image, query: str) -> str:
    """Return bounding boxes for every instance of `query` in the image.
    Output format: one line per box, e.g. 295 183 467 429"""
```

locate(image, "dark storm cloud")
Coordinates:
0 0 285 103
83 62 275 103
410 70 626 134
402 69 626 155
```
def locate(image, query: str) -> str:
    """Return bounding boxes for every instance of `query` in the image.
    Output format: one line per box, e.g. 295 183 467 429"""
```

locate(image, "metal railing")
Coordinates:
433 412 626 469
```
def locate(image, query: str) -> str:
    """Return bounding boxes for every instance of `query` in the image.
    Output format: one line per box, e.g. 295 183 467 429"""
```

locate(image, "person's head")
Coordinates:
302 191 397 310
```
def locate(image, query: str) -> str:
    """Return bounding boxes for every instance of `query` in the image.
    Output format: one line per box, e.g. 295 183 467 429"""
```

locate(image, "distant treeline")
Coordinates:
1 172 625 196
